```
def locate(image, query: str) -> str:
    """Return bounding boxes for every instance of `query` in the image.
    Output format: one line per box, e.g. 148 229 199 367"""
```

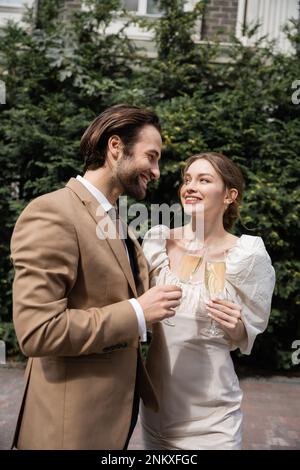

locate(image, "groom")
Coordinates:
11 104 182 450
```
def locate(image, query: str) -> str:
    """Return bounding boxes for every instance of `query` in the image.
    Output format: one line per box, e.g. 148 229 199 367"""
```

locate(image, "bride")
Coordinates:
140 152 275 450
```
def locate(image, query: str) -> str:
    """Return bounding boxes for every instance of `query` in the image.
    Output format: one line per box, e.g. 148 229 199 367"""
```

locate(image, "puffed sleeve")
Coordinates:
226 236 276 355
142 225 169 287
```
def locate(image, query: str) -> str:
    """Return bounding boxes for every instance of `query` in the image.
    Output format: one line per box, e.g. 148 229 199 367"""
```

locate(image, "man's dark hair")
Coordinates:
80 104 161 171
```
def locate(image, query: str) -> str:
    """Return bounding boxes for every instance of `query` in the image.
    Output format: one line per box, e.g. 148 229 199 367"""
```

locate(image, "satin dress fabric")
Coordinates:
140 225 275 450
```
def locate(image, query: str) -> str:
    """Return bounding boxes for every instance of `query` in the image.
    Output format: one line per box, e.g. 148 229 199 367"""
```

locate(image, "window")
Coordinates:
147 0 160 14
123 0 138 11
112 1 199 46
236 0 299 54
123 0 161 15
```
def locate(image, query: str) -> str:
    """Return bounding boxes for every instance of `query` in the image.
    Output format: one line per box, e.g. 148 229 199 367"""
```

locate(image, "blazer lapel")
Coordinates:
66 178 137 296
128 227 149 294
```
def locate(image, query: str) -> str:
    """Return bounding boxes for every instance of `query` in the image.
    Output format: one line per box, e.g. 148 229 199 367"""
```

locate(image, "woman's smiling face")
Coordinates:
180 158 228 217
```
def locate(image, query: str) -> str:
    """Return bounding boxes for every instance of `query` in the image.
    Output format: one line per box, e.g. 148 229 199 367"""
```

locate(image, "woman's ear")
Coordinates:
224 188 238 205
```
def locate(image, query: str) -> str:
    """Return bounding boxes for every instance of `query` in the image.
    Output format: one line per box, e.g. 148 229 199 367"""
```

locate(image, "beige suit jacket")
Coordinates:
10 178 158 450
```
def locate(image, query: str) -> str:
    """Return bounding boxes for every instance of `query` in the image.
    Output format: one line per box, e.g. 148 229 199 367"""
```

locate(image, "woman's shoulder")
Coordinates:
226 234 274 284
143 224 170 241
236 234 270 258
142 225 170 270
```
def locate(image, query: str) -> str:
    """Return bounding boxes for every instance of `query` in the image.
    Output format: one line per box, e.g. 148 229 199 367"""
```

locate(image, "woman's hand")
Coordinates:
206 298 247 342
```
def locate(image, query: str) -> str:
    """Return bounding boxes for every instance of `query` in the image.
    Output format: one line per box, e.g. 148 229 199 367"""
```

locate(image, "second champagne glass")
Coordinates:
201 248 226 338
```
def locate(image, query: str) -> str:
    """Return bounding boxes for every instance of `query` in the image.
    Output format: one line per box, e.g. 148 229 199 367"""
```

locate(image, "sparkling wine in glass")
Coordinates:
201 249 226 337
163 241 204 327
179 252 203 282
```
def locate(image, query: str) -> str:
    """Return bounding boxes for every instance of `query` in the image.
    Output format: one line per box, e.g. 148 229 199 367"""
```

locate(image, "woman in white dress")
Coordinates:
140 152 275 450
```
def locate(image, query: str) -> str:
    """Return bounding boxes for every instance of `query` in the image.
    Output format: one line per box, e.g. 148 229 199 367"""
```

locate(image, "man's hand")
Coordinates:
137 285 182 325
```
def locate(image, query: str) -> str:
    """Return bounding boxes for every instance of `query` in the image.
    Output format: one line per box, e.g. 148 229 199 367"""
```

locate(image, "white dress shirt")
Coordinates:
76 175 147 342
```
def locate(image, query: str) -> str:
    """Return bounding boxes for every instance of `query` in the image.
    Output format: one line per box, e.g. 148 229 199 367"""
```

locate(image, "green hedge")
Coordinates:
0 0 299 370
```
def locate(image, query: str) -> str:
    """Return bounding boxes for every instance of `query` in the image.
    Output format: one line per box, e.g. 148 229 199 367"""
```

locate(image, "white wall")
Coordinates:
0 0 36 27
236 0 299 54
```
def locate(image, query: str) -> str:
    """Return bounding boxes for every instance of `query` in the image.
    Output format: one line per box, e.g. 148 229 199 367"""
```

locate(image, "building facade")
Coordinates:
0 0 36 26
0 0 299 54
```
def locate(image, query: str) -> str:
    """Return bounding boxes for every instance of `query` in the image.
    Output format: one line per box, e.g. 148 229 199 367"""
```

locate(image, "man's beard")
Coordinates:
116 156 148 201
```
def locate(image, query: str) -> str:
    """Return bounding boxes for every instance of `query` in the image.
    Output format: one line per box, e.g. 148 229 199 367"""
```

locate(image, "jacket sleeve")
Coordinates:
11 196 138 357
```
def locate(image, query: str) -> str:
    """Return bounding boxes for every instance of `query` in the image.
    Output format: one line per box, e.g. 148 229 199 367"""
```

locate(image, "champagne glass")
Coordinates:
201 248 226 338
163 240 204 327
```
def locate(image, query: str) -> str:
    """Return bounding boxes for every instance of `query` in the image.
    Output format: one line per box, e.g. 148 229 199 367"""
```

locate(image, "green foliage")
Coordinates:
0 0 299 371
0 0 137 345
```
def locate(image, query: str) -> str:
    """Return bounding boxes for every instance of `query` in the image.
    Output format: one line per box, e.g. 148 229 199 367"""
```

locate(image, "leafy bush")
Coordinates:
0 0 299 371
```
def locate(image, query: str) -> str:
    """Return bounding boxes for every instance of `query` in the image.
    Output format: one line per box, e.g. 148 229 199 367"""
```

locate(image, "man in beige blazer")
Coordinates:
11 105 182 450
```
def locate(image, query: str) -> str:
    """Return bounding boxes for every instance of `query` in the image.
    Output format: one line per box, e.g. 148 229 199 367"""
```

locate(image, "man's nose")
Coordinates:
151 163 160 180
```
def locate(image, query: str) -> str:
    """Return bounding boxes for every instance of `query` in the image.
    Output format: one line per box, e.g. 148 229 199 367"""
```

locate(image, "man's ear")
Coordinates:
107 135 122 161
